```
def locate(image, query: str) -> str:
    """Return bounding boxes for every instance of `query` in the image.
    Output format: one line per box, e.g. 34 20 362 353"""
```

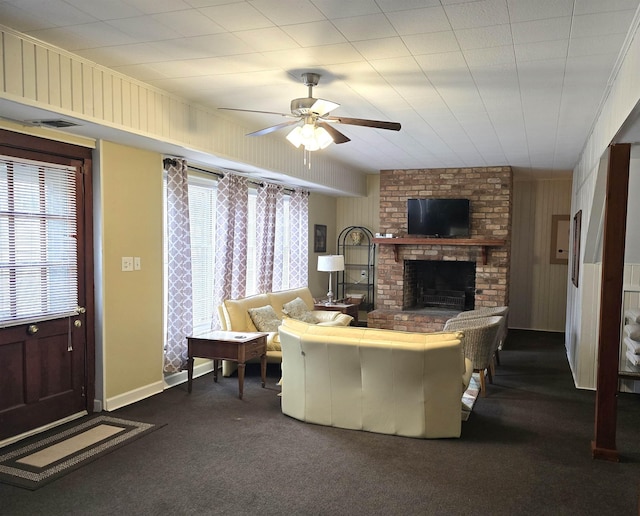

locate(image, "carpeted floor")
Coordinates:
1 329 639 515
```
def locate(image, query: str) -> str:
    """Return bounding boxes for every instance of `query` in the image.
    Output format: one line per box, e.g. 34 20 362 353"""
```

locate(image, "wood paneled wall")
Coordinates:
510 178 572 331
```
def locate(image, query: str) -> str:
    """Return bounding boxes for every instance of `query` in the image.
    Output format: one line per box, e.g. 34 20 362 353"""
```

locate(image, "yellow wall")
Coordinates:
308 192 338 300
98 141 164 402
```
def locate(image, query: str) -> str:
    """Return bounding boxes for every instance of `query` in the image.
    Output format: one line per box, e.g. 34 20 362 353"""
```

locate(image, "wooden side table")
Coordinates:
313 302 359 324
186 331 267 399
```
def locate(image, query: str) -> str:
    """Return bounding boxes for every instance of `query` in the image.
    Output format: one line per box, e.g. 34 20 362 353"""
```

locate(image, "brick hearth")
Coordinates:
369 167 512 332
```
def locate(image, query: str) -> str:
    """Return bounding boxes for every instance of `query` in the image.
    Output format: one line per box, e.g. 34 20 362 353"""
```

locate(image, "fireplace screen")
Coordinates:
404 260 476 311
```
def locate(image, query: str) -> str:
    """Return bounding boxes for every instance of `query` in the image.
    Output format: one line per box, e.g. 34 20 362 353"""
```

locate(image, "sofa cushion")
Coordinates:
283 297 318 324
222 293 270 332
248 305 282 333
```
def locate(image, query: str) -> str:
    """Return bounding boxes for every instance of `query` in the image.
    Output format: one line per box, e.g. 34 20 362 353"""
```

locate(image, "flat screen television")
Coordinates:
407 198 470 237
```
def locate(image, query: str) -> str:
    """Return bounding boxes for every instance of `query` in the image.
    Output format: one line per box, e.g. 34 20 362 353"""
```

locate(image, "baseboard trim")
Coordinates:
104 381 164 411
163 361 215 389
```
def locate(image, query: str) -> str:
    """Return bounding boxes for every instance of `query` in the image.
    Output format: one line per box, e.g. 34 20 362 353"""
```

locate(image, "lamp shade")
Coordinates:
317 254 344 272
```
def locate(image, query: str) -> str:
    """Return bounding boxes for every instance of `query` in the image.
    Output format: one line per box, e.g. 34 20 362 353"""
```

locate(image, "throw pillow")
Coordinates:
247 305 281 333
282 297 318 324
625 324 640 342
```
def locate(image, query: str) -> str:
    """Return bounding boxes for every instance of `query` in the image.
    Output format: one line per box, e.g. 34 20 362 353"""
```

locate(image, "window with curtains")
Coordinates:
0 155 78 326
164 172 292 334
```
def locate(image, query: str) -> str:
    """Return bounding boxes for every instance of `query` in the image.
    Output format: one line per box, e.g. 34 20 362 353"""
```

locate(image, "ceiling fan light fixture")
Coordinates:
286 124 333 151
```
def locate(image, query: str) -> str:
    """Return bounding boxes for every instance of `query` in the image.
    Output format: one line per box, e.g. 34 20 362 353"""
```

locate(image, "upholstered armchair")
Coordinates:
454 306 509 364
443 315 504 396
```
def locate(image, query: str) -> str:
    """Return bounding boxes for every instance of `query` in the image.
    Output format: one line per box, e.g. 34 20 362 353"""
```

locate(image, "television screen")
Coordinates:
407 198 470 237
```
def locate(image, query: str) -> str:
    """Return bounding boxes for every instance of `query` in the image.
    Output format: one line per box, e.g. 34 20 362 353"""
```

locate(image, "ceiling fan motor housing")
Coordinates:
291 97 319 116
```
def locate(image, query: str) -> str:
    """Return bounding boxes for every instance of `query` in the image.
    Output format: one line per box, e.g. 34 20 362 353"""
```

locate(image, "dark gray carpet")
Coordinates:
1 330 639 515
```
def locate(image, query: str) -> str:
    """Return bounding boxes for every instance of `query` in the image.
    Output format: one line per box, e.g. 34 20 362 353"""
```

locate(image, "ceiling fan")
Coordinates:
219 72 401 151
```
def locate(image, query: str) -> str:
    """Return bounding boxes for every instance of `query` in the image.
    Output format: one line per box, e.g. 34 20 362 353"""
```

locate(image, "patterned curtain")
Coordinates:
272 192 286 291
289 189 309 288
164 158 193 373
212 173 248 329
256 183 283 293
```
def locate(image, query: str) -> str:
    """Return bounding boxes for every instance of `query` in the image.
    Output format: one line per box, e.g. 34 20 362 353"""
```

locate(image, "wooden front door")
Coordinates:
0 130 94 441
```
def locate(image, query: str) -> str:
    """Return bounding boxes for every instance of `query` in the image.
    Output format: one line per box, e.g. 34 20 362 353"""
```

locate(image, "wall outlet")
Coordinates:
122 256 134 272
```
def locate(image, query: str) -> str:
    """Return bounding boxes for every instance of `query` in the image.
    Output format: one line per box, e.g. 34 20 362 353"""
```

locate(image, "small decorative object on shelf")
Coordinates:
337 226 376 312
350 230 364 245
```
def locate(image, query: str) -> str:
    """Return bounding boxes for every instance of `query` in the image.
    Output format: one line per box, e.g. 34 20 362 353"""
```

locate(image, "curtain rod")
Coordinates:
164 157 302 195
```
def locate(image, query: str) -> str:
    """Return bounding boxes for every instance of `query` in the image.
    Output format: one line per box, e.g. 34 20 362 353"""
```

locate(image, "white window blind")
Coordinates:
0 156 78 327
188 178 217 333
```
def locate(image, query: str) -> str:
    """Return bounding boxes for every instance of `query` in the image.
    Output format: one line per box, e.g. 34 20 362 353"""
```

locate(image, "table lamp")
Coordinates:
317 255 344 305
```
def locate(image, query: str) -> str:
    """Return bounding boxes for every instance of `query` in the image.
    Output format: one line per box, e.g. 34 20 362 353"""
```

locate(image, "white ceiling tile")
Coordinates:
233 27 300 53
64 0 143 19
511 17 571 44
111 63 173 81
352 37 411 60
199 3 274 32
506 0 573 23
572 10 638 38
150 10 225 37
6 0 97 26
455 24 512 50
568 33 626 58
444 0 510 29
376 0 442 11
280 20 347 47
152 33 256 60
74 43 170 67
106 16 183 42
514 40 569 62
122 0 192 14
24 26 101 50
574 0 640 15
402 31 460 55
311 0 381 19
386 6 450 35
183 0 245 7
464 45 515 68
0 3 55 32
249 0 326 25
332 14 397 41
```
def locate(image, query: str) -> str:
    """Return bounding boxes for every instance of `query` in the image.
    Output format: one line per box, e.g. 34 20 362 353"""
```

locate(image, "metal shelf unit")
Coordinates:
337 226 376 312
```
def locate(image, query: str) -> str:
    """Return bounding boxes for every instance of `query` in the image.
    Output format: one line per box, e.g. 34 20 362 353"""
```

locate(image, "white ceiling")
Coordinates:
1 0 640 178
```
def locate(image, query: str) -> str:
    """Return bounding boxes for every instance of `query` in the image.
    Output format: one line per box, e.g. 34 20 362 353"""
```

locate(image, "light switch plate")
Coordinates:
134 257 141 270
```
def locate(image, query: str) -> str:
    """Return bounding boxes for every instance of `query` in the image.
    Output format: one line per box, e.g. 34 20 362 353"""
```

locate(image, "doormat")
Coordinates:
461 372 481 421
0 415 163 490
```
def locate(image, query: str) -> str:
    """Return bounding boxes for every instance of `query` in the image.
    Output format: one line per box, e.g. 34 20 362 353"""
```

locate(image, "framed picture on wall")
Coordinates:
314 224 327 253
572 210 582 287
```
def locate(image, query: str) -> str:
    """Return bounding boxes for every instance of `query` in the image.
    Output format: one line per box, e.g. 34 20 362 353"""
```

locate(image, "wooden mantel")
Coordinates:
372 237 506 265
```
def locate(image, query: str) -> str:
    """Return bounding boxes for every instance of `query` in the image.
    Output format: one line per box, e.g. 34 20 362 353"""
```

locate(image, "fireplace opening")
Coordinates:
403 260 476 311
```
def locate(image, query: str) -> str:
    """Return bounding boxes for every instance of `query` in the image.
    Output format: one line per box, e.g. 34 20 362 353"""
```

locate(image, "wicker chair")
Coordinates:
454 306 509 365
443 315 504 396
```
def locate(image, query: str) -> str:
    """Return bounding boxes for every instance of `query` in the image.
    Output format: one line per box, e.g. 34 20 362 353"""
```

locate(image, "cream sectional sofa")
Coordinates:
279 318 473 439
217 286 353 376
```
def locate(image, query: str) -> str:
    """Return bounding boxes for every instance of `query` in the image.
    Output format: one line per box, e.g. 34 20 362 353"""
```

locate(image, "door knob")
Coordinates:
74 320 82 328
27 324 39 335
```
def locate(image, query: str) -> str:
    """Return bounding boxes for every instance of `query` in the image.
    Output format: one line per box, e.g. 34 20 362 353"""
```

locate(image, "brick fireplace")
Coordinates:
368 167 512 332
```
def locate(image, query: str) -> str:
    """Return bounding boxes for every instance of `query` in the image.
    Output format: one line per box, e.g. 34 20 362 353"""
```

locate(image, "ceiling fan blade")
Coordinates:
218 107 295 118
247 119 301 137
325 116 401 131
317 121 351 144
310 98 340 116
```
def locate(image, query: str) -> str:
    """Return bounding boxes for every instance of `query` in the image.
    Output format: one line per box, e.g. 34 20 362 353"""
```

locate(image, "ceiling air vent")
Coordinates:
28 119 80 128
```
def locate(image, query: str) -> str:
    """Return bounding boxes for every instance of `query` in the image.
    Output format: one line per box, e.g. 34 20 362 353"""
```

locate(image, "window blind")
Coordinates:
0 155 78 327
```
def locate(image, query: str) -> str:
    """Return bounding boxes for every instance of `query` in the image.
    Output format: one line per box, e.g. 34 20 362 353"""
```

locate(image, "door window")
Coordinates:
0 155 78 326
